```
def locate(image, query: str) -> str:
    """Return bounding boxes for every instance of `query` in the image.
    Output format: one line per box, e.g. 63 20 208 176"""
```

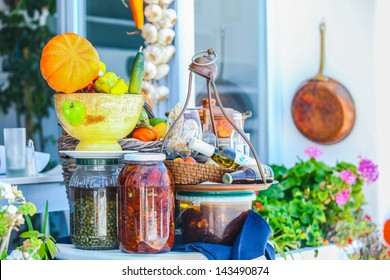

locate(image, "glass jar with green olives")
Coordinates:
69 158 120 250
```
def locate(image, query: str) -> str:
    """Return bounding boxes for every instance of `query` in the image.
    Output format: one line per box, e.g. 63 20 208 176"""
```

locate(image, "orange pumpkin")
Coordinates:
132 127 159 142
40 33 100 93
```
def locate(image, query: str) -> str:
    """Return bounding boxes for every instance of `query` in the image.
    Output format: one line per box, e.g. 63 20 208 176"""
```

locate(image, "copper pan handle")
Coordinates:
312 21 328 81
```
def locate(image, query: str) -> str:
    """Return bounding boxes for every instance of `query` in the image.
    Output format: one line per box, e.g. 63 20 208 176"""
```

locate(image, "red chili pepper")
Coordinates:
129 0 144 30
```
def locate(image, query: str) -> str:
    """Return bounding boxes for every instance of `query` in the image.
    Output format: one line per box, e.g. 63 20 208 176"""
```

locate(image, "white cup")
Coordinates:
4 128 27 177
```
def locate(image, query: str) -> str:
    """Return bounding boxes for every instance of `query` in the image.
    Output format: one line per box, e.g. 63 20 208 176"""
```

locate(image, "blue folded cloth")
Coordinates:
173 210 275 260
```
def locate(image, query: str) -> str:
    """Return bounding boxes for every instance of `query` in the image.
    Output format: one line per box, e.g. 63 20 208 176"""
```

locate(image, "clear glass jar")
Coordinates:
165 108 202 158
69 158 120 250
118 153 175 253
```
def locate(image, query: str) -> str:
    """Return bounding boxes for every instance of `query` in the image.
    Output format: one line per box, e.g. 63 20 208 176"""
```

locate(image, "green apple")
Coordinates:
62 100 86 126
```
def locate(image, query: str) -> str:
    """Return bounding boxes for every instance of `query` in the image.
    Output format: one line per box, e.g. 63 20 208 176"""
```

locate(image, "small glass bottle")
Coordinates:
188 138 257 169
26 139 38 176
118 153 175 253
202 109 217 147
222 165 274 184
69 158 120 250
230 113 249 156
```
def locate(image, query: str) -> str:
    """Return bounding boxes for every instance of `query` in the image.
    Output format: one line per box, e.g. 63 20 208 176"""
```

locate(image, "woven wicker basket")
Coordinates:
164 160 233 185
58 135 233 190
57 135 163 197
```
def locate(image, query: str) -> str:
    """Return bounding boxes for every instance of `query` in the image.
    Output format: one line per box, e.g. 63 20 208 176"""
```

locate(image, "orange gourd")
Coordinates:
132 127 159 142
40 33 100 94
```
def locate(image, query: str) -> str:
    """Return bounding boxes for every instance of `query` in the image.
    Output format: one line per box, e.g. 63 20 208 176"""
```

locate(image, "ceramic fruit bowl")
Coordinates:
54 93 144 151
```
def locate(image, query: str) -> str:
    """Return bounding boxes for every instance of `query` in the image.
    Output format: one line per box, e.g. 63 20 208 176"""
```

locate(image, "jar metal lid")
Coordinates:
76 158 119 165
124 153 166 162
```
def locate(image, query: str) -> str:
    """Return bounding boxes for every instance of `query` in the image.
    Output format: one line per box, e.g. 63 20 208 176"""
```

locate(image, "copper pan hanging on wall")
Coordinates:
291 22 355 145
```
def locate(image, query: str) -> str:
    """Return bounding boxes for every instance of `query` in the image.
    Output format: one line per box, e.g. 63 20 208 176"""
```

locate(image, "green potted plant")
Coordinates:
254 146 389 259
0 0 56 151
0 181 58 260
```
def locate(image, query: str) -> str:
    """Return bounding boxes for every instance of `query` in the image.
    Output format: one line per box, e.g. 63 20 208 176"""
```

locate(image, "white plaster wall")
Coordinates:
266 0 383 221
373 0 390 227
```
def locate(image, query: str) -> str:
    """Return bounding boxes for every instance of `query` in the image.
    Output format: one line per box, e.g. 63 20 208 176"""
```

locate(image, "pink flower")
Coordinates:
357 157 379 184
365 214 371 221
339 170 357 185
335 188 352 206
304 146 323 160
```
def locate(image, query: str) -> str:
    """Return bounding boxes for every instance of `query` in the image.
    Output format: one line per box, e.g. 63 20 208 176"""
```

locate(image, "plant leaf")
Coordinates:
24 214 34 231
317 191 328 202
42 200 49 234
46 239 57 259
314 208 326 223
292 188 302 198
37 243 47 260
20 230 40 238
1 250 8 260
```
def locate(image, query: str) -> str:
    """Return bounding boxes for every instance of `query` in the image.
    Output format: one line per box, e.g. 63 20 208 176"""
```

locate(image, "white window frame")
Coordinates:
56 0 271 162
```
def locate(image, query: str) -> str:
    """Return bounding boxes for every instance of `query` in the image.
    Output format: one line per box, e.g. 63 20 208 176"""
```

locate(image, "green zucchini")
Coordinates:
128 46 144 94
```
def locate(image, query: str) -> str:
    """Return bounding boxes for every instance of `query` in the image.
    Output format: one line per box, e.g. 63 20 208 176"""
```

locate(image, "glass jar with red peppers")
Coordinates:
118 153 175 253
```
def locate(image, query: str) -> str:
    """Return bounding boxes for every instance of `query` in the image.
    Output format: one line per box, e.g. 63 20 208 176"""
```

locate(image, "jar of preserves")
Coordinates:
196 98 251 138
118 153 175 253
176 191 255 245
69 158 120 250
